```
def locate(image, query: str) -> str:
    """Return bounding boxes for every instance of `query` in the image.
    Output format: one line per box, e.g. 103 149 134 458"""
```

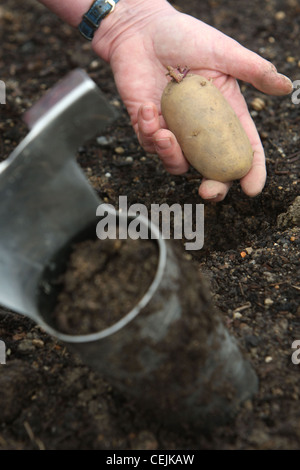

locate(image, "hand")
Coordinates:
93 1 293 201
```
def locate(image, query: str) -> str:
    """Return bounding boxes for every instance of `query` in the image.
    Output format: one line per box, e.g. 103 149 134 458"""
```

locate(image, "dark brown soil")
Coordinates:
51 238 158 335
0 0 299 450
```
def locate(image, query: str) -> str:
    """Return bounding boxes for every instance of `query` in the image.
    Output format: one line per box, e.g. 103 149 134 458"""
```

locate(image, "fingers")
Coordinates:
198 137 267 201
153 129 190 174
137 103 189 174
198 179 232 202
240 148 267 197
216 77 267 197
236 97 267 196
137 103 160 153
212 31 293 96
198 159 266 201
198 156 266 202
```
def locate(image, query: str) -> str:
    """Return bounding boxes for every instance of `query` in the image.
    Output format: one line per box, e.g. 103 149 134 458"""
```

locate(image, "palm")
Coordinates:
112 14 251 128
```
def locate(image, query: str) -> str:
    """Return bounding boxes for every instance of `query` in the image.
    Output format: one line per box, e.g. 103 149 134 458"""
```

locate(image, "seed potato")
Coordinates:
161 70 254 182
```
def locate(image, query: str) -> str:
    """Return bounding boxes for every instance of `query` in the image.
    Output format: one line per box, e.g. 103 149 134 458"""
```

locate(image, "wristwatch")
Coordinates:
79 0 120 41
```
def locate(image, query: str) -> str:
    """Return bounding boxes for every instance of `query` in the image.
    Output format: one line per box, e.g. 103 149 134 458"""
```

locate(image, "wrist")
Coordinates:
39 0 172 63
91 0 171 62
38 0 95 27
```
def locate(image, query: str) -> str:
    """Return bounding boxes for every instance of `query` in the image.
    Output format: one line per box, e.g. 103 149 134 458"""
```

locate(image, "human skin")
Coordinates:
38 0 293 201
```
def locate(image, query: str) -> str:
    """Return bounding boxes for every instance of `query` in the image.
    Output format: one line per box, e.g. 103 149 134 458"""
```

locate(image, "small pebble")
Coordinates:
97 136 114 146
105 172 111 178
265 356 273 363
233 312 242 319
251 97 266 111
264 298 274 306
32 339 44 348
90 60 100 70
111 99 121 107
115 146 125 155
275 11 286 20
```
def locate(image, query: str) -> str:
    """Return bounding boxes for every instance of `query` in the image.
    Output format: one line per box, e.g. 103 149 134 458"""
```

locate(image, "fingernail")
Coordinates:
142 105 155 121
279 73 293 90
155 138 172 150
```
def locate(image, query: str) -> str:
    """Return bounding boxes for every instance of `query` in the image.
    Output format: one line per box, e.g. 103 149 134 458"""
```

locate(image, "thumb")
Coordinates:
213 31 293 96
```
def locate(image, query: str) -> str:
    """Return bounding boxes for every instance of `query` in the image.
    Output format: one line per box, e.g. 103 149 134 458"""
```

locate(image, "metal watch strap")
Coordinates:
79 0 120 41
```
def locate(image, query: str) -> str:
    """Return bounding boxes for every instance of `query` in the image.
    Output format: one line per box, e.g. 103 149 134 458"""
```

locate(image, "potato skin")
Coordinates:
161 74 253 182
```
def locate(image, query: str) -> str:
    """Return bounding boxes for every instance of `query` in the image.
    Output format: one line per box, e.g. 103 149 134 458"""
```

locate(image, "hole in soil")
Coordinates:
37 222 159 336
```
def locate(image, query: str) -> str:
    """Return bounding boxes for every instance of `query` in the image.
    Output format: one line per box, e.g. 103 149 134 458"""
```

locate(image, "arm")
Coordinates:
38 0 293 201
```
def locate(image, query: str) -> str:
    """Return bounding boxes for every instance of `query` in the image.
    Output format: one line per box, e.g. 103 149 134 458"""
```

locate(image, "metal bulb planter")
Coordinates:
0 69 258 431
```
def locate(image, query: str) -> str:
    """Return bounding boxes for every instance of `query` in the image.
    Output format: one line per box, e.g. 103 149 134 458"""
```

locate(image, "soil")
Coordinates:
51 238 158 335
0 0 299 450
